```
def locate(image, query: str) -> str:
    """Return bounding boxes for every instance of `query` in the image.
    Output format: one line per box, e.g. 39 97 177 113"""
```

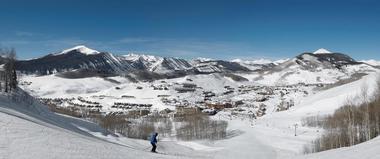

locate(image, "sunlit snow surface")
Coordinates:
2 71 379 159
56 45 100 55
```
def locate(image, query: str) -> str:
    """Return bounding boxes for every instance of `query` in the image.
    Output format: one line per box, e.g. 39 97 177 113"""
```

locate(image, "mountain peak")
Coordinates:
231 58 273 65
60 45 100 55
123 53 161 62
313 48 332 54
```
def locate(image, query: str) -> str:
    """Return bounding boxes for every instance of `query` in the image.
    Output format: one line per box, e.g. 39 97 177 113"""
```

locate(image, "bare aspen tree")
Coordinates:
360 85 371 141
1 48 17 93
0 48 3 92
343 97 356 146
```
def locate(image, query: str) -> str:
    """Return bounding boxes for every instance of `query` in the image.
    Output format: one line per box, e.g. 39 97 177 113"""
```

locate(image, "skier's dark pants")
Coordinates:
151 143 157 152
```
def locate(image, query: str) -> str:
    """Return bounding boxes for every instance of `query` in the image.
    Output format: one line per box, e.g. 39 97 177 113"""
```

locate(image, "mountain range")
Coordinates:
3 45 379 83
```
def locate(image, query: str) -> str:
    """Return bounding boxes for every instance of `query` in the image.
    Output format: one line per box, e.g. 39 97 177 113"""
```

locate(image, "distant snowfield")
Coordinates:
20 75 130 98
2 72 379 159
360 59 380 66
20 74 243 111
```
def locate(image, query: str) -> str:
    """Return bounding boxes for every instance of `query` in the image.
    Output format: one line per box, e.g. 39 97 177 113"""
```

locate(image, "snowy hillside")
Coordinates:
1 89 236 159
0 90 182 159
295 137 380 159
4 71 380 159
244 72 380 159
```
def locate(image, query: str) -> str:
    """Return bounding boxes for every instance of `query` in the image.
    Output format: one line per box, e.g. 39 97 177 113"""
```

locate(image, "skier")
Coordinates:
150 132 158 152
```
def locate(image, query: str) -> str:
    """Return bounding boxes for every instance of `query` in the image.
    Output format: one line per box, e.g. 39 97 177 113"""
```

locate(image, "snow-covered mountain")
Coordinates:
238 49 378 85
7 46 250 80
13 46 195 77
16 46 132 74
8 46 379 84
119 53 193 73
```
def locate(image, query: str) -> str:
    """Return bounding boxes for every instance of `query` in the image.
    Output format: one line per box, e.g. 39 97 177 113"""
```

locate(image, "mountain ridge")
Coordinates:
3 45 378 83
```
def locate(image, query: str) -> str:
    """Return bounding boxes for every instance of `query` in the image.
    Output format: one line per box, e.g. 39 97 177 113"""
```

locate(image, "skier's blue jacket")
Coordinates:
150 133 158 144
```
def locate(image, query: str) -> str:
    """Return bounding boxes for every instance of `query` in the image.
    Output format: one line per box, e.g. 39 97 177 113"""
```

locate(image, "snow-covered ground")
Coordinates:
19 75 129 98
249 72 380 158
19 74 242 111
0 90 208 159
294 136 380 159
19 73 315 114
3 71 379 159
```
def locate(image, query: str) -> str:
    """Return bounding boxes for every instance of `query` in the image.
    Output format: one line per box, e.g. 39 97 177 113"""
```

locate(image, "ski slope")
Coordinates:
294 137 380 159
0 91 197 159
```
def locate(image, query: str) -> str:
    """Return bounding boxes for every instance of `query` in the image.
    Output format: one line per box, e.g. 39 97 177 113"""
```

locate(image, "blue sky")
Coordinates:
0 0 379 60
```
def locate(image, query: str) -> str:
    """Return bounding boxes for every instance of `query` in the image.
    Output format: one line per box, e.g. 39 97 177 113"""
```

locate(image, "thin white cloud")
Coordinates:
118 37 159 43
0 40 31 45
114 37 263 60
15 31 35 37
1 36 265 60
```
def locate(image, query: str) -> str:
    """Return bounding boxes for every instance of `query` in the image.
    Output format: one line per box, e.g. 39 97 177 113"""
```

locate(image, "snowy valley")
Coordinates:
1 46 380 159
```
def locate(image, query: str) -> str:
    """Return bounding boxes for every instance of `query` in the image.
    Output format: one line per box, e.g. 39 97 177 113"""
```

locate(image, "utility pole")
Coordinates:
294 123 298 136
